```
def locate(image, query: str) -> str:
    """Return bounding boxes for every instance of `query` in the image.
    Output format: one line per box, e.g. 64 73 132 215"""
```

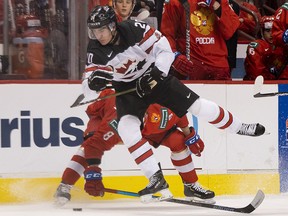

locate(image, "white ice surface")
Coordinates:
1 193 288 216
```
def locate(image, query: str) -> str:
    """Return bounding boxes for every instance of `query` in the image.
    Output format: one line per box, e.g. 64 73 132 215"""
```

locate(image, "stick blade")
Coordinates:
253 75 264 97
136 9 150 20
251 190 265 209
70 94 85 108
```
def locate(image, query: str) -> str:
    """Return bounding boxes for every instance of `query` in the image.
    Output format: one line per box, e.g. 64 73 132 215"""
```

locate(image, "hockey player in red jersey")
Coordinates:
82 5 265 202
244 15 288 80
54 90 214 206
234 0 262 43
272 2 288 48
272 2 288 77
160 0 240 80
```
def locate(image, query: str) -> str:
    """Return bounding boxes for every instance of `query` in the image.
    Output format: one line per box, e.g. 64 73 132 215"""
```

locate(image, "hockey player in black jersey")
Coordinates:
82 5 266 202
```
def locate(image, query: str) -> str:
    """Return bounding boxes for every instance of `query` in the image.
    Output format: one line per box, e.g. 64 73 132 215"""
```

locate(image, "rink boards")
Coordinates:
0 81 286 203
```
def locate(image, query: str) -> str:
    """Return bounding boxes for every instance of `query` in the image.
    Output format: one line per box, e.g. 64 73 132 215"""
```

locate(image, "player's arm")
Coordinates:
273 7 288 46
244 42 267 79
134 22 174 98
161 1 193 76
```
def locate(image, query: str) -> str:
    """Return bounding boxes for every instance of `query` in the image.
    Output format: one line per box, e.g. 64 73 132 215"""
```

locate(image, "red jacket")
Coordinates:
272 3 288 47
161 0 240 68
244 39 288 80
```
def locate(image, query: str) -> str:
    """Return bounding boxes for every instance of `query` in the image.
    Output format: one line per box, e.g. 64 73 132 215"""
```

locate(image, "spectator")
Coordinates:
112 0 136 21
244 15 288 80
234 0 262 43
272 1 288 58
161 0 240 80
88 0 112 12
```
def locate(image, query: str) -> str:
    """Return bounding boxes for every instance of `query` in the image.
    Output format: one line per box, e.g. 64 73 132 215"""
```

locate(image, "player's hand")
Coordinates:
84 166 105 197
141 0 155 11
269 66 279 76
136 67 164 98
197 0 216 8
185 127 204 157
88 67 113 92
172 54 193 76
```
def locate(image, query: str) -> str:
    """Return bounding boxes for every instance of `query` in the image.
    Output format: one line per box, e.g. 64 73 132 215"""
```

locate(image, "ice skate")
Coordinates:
237 123 265 136
138 170 173 203
184 182 215 204
53 183 72 206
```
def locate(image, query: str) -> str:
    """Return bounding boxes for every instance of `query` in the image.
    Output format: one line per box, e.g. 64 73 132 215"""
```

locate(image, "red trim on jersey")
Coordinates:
139 28 155 46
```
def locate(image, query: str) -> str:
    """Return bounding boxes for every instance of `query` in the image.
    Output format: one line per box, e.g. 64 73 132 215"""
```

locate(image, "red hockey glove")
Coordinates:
197 0 216 8
88 67 113 92
84 166 105 197
185 127 204 157
172 53 193 76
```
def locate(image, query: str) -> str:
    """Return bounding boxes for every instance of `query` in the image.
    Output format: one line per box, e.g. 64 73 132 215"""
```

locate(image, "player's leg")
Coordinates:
156 76 265 136
162 130 215 201
54 147 87 206
117 114 172 202
187 97 265 136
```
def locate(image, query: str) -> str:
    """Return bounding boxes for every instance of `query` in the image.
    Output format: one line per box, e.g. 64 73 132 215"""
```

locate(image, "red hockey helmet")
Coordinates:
16 15 41 34
260 16 274 30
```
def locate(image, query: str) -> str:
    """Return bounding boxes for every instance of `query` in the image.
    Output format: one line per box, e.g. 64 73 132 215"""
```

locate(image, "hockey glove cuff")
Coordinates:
88 67 113 92
185 127 204 157
136 67 164 98
172 52 193 76
84 166 105 197
283 29 288 44
269 66 279 76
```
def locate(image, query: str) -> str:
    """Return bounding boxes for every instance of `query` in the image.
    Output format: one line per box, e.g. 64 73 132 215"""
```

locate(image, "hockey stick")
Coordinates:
70 88 136 108
104 188 265 214
253 75 288 98
179 0 191 61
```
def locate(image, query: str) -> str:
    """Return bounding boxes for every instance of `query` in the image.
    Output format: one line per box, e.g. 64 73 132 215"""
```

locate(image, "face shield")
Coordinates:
87 22 116 40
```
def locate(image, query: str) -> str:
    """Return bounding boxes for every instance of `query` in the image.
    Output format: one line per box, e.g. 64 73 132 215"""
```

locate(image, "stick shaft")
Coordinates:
70 88 136 108
254 92 288 98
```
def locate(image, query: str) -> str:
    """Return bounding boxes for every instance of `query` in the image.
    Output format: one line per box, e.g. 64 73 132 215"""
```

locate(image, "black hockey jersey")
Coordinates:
83 19 174 83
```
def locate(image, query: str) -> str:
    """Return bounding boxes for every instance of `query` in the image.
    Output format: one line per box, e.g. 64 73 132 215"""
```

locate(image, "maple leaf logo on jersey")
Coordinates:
150 113 160 123
191 8 215 36
115 59 137 74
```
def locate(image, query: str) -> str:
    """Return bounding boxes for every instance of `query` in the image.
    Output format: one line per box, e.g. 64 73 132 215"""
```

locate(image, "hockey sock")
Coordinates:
62 147 88 185
171 148 198 183
118 115 159 179
188 98 242 133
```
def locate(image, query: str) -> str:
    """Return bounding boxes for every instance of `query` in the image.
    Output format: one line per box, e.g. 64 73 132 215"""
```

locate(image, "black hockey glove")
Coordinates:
88 67 113 92
269 66 279 76
136 67 164 98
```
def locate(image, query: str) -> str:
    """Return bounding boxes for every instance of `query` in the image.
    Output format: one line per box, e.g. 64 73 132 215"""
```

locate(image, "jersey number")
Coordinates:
103 131 114 141
135 21 146 29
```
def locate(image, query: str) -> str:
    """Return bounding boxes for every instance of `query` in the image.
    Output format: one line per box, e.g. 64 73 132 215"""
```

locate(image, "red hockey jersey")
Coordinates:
161 0 240 68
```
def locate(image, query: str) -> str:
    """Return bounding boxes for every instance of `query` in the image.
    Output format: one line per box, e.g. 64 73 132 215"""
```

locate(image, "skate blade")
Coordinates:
53 197 70 207
140 188 173 203
185 196 216 204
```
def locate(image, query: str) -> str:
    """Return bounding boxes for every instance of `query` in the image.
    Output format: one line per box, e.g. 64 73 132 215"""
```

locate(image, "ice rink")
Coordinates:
1 193 288 216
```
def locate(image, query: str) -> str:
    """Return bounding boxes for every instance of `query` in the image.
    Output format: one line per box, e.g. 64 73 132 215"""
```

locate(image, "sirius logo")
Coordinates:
0 111 84 148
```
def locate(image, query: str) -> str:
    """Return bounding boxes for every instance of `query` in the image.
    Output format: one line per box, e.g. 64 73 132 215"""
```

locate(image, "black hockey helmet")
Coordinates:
87 5 117 29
